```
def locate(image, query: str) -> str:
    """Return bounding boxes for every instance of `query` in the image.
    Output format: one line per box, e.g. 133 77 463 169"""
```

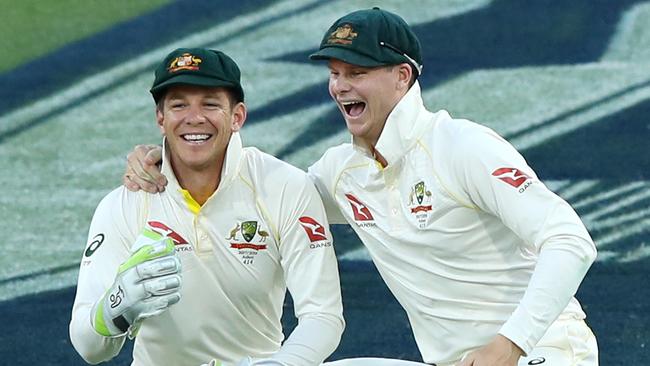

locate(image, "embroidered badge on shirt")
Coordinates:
407 181 433 228
225 221 269 265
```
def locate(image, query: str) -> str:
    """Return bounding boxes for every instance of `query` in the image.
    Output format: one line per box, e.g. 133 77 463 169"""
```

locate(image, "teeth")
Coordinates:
342 101 361 106
183 134 210 141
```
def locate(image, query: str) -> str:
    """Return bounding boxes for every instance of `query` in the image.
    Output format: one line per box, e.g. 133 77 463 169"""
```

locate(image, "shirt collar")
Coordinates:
352 81 427 167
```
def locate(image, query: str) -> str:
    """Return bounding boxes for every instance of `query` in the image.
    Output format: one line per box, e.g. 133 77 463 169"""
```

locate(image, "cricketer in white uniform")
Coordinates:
308 8 598 366
70 48 344 366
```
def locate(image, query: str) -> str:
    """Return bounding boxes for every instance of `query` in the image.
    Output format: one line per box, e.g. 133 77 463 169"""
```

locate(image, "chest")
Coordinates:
334 152 485 255
144 187 282 295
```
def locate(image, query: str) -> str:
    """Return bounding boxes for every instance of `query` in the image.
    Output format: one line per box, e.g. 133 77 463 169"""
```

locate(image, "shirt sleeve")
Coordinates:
449 125 597 354
69 187 144 363
307 155 347 225
273 171 345 366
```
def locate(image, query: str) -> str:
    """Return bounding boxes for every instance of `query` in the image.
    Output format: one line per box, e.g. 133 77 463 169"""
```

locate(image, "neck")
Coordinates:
370 144 388 168
172 159 223 206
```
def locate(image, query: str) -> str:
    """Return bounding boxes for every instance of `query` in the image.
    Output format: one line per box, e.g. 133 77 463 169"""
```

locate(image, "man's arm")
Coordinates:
451 127 596 362
70 188 135 363
274 171 345 366
69 188 182 363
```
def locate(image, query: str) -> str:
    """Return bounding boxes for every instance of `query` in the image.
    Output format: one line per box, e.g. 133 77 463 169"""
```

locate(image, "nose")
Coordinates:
184 104 207 124
329 75 351 96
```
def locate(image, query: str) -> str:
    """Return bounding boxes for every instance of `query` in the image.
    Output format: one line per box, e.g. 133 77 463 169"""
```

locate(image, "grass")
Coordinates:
0 0 171 73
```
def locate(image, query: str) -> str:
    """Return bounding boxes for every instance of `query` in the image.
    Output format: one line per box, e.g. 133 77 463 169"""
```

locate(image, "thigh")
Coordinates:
517 319 598 366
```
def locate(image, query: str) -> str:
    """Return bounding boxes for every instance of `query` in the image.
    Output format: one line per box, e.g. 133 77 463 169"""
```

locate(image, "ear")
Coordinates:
396 63 412 91
156 107 165 135
231 102 247 132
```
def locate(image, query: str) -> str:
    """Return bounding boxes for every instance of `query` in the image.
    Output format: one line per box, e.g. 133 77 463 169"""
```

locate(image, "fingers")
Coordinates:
137 256 181 279
142 274 182 296
125 144 166 193
136 290 182 320
137 144 167 188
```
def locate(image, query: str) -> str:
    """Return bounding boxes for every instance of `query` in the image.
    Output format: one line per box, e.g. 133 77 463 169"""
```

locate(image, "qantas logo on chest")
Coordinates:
344 194 375 225
148 221 188 245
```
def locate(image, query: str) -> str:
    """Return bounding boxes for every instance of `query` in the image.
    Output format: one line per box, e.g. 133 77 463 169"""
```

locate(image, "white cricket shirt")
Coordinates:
70 133 344 366
308 82 596 365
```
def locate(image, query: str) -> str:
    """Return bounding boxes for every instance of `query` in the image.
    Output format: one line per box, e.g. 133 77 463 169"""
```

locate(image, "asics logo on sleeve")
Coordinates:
298 216 328 242
491 167 531 188
345 193 374 221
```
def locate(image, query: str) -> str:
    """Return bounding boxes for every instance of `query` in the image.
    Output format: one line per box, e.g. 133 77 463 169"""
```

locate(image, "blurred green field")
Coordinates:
0 0 170 73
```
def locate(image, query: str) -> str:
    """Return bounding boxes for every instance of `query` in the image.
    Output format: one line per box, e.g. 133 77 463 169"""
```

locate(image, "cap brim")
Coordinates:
150 74 239 101
309 46 386 68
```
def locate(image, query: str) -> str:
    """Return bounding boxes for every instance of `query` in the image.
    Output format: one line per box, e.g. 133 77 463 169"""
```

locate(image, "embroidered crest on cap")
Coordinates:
327 24 358 45
168 53 202 73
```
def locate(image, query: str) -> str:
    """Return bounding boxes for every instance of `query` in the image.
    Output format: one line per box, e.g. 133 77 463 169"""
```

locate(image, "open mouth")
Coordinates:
181 133 213 144
341 101 366 118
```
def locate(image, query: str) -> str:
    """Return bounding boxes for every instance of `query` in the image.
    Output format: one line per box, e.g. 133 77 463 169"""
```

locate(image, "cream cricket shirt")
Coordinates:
70 133 344 366
308 82 596 365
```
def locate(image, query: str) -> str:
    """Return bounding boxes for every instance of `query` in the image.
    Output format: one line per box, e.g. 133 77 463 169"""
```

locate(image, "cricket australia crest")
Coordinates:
407 181 433 229
225 220 271 265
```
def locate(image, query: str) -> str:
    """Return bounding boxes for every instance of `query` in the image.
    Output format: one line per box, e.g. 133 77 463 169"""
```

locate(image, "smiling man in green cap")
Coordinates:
121 8 598 366
70 47 344 366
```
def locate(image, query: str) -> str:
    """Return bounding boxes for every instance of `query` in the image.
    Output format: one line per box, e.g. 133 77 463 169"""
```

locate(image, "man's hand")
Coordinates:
92 238 181 337
457 335 524 366
124 144 166 193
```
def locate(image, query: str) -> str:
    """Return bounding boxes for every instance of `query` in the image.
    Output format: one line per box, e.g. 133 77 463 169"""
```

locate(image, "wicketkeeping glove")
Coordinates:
91 238 182 337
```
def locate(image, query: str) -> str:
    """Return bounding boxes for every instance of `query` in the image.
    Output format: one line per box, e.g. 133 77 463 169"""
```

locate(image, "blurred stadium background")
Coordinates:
0 0 649 364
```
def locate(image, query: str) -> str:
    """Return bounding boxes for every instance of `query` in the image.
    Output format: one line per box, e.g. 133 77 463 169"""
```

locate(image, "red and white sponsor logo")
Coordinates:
345 193 374 221
298 216 328 242
491 167 531 188
148 221 188 245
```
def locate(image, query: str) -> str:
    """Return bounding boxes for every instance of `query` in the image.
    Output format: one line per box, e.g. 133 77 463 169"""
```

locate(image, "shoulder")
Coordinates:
309 143 355 176
242 147 314 191
93 186 147 224
426 111 509 162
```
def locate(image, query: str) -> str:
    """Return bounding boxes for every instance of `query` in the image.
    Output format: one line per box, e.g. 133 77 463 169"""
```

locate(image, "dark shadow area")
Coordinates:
263 0 645 156
523 98 650 180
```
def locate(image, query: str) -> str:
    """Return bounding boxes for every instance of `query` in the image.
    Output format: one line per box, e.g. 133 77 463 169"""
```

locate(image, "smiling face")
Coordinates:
328 59 412 147
156 85 246 175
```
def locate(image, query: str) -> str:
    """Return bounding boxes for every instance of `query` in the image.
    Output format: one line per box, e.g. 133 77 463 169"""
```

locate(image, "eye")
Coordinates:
170 102 186 109
204 102 222 109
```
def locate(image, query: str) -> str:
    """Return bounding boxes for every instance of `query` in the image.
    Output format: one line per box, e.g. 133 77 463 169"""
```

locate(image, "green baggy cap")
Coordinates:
150 47 244 103
310 7 423 76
